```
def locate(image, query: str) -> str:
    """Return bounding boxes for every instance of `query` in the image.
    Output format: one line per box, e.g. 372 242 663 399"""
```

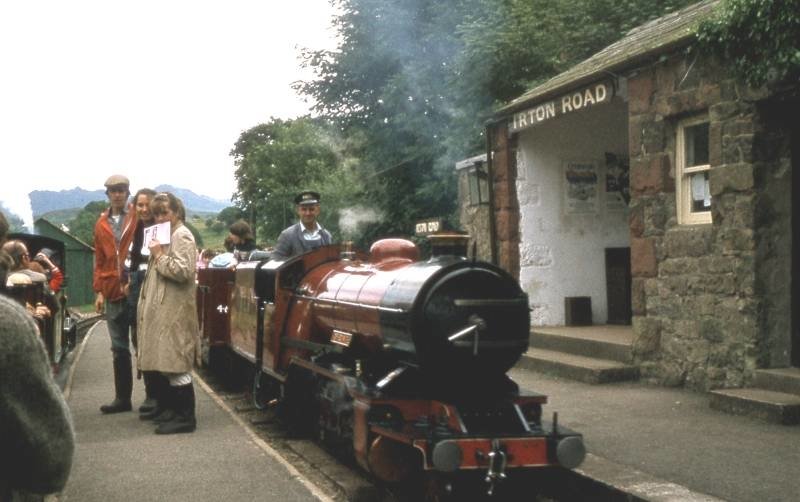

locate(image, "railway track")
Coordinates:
195 366 380 502
194 365 624 502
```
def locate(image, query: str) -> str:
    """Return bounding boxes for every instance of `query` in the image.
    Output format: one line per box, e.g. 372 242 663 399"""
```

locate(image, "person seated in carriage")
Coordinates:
32 247 64 293
228 220 257 261
2 240 49 289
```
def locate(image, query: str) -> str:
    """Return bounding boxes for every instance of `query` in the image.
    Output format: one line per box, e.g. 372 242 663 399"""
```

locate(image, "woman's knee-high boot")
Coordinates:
141 373 172 421
138 371 158 413
155 382 196 434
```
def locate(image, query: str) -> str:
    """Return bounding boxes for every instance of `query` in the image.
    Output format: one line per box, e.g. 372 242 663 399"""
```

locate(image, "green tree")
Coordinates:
697 0 800 87
184 220 204 247
216 206 244 227
0 207 26 233
67 200 108 245
296 0 471 239
211 220 226 233
231 116 364 245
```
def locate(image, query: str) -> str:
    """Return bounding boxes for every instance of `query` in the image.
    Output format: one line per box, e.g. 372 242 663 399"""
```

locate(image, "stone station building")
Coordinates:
478 0 798 410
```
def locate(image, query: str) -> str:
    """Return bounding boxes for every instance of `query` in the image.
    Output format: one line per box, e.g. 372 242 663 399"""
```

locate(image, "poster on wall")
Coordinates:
605 152 630 211
564 161 598 214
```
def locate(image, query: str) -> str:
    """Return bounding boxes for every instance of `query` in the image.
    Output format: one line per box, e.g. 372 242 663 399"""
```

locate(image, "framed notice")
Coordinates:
564 161 598 214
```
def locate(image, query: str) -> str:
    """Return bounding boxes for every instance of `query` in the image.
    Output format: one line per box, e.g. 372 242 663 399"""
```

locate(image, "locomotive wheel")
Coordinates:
252 370 279 410
417 473 457 502
280 365 319 437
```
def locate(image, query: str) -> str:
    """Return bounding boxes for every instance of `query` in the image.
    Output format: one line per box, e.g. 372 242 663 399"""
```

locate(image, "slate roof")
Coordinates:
495 0 720 117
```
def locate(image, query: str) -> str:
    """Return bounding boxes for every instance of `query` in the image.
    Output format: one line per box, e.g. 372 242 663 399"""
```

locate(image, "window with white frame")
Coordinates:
676 116 711 225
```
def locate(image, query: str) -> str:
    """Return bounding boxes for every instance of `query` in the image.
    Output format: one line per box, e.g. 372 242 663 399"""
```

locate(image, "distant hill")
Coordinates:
37 208 82 227
29 185 230 217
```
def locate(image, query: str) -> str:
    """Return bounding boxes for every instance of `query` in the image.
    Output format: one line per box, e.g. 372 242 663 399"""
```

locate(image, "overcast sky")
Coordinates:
0 0 338 226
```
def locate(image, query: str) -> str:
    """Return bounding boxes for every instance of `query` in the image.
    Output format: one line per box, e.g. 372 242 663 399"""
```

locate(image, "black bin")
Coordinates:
565 297 592 326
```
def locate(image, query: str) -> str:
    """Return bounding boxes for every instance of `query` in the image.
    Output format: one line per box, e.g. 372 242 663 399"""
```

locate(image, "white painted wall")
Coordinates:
516 100 629 326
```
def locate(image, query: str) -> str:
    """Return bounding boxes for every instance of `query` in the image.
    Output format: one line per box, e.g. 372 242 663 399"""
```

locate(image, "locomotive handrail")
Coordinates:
293 294 407 314
447 324 479 342
453 298 528 307
450 340 528 348
280 336 343 354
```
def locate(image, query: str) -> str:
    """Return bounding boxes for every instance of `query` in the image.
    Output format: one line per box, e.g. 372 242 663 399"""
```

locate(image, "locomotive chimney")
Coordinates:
341 240 355 260
428 232 470 258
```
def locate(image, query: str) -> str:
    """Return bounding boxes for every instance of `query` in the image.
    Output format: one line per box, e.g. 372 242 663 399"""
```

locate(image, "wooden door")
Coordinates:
605 247 631 325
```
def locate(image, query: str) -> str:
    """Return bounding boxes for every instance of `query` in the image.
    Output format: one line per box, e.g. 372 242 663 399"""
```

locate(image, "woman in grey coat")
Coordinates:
137 192 200 434
1 294 74 500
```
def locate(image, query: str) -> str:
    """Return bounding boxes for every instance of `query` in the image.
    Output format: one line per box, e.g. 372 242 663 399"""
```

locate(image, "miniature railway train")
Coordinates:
196 235 585 497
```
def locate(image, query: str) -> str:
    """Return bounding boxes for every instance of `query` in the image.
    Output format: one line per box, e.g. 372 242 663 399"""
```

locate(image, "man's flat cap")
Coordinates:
294 191 321 205
104 174 130 187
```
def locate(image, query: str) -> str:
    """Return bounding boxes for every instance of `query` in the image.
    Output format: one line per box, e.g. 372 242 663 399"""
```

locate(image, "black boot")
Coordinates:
155 383 196 434
100 354 133 414
151 383 177 424
141 373 171 421
138 371 158 413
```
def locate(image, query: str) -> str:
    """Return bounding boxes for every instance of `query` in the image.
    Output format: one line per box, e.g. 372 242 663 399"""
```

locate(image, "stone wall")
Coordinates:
753 103 794 368
456 167 493 262
628 51 792 390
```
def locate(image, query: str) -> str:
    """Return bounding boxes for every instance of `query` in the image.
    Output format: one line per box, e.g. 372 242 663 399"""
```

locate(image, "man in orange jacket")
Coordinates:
93 174 137 414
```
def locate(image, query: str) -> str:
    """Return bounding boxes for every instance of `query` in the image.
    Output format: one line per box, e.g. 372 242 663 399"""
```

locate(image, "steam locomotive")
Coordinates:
197 235 585 497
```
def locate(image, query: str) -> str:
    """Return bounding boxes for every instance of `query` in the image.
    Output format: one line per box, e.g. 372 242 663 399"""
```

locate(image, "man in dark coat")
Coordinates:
270 191 333 260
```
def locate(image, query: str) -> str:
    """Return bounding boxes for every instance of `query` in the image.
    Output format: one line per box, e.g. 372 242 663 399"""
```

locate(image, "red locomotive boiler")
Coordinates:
197 235 585 495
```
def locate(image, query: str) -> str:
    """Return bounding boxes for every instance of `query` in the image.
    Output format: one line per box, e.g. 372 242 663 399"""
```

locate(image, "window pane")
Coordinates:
690 171 710 212
685 122 709 167
468 170 480 205
477 170 489 204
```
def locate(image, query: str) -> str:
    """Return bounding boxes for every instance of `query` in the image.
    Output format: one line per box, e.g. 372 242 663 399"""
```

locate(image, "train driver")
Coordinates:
270 190 332 261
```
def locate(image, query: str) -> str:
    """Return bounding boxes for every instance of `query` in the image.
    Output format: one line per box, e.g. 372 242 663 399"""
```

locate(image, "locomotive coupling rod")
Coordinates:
453 298 527 307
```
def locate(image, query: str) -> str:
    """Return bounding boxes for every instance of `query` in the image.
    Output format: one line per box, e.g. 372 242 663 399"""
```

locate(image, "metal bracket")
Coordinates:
484 439 507 496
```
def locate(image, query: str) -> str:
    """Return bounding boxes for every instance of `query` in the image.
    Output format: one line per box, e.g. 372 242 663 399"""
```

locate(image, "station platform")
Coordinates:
58 320 330 502
56 320 799 501
508 367 800 502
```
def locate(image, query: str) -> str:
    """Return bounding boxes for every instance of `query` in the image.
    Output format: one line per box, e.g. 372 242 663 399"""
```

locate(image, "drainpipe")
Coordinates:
484 122 498 265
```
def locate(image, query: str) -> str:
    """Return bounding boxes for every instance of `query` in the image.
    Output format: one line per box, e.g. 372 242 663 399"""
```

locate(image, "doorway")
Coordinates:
605 247 631 325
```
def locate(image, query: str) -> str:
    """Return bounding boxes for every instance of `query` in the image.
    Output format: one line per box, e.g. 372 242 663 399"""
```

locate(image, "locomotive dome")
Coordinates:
369 238 420 263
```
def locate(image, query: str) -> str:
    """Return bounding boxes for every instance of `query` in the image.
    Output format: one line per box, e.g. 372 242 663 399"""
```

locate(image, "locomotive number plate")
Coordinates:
330 330 353 347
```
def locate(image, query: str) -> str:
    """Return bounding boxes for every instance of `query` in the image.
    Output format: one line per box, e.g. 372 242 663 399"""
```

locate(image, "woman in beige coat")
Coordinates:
137 192 200 434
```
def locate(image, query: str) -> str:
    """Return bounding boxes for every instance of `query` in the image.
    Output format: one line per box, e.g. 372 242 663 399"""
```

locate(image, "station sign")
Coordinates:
508 80 615 134
414 218 442 236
